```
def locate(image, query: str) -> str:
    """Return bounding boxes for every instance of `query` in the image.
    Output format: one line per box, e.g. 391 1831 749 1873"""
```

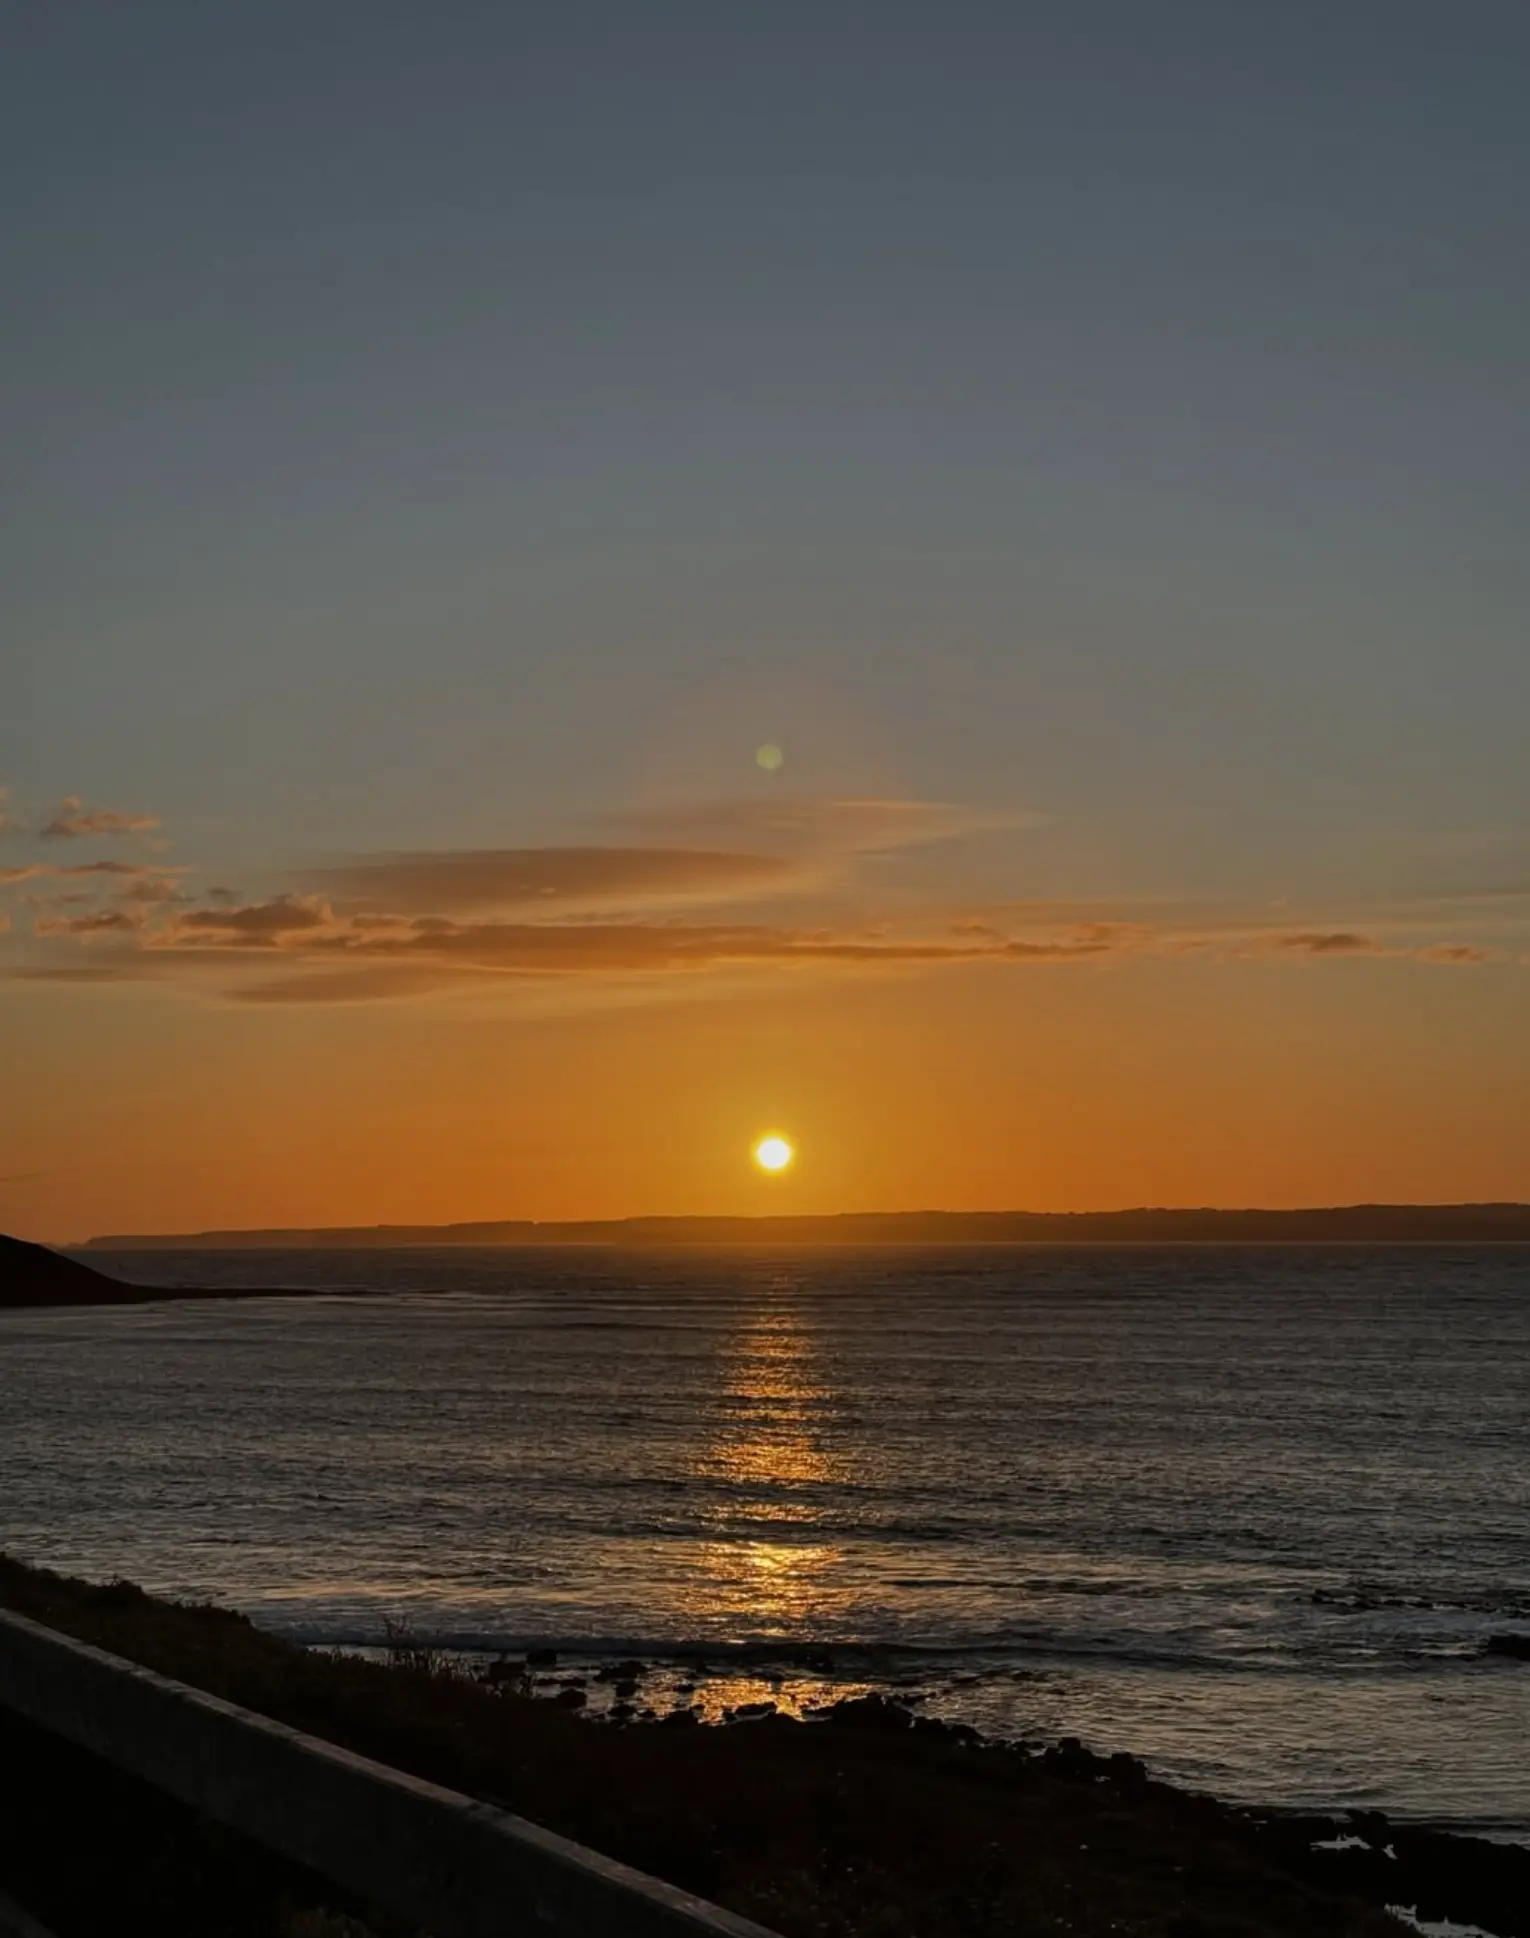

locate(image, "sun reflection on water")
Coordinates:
680 1297 857 1633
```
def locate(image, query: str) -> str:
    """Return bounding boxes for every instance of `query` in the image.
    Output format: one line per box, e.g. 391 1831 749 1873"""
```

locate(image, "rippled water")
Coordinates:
3 1245 1528 1837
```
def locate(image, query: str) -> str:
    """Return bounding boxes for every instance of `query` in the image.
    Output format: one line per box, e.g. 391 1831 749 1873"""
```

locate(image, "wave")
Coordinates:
274 1619 1522 1680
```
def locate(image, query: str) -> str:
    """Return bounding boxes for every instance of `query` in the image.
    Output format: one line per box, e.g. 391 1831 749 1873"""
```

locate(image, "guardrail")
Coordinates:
0 1608 780 1938
0 1884 55 1938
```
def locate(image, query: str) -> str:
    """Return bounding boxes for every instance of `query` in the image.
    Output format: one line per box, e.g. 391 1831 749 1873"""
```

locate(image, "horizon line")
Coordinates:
71 1201 1530 1250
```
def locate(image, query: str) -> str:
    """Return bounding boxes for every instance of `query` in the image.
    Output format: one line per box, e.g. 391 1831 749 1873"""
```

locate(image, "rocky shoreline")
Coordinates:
0 1557 1524 1938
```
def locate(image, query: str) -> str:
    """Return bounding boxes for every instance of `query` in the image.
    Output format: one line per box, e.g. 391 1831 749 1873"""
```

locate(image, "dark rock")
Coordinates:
1484 1632 1530 1660
553 1686 586 1709
526 1647 559 1667
821 1696 915 1733
732 1702 777 1722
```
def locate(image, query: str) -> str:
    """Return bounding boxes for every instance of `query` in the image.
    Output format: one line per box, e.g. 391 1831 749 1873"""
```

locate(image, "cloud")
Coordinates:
1268 931 1387 957
34 909 146 938
3 860 167 885
313 846 802 916
1414 943 1499 965
166 894 332 946
395 913 1115 973
1263 931 1501 965
0 786 22 837
199 914 1129 1003
11 788 1516 1010
40 797 161 840
119 874 190 905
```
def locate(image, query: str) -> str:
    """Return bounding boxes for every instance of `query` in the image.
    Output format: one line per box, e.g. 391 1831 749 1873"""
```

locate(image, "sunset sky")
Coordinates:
6 4 1530 1241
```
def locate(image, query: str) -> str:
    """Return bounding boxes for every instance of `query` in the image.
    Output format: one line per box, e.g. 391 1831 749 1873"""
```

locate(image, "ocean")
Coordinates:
4 1244 1527 1840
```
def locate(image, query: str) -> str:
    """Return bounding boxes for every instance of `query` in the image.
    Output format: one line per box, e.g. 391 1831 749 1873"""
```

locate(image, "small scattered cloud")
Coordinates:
166 894 332 945
1268 931 1387 957
1262 930 1501 965
119 876 189 905
34 908 146 938
40 796 160 840
1414 943 1499 965
2 860 168 886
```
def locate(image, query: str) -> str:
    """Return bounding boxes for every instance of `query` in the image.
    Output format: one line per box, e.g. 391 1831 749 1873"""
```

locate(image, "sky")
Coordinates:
5 2 1530 1240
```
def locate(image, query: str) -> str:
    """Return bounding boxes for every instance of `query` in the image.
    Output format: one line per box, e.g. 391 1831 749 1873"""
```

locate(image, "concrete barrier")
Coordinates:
0 1886 57 1938
0 1609 780 1938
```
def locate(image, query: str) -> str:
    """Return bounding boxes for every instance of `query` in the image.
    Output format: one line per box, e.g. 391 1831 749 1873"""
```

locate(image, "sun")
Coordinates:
753 1134 795 1174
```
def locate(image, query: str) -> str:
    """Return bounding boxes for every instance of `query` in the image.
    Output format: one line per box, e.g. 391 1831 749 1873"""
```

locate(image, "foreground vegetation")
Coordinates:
0 1555 1523 1938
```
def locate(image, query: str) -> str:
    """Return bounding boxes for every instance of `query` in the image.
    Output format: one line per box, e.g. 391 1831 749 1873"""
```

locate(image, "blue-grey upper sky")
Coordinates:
7 0 1529 901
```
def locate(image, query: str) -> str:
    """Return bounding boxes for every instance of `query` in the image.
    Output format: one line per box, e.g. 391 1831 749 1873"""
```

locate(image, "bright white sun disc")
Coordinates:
754 1135 794 1173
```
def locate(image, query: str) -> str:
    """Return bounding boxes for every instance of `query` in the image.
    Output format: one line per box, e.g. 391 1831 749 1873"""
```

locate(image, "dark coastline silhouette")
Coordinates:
83 1202 1530 1251
0 1233 148 1308
0 1234 316 1310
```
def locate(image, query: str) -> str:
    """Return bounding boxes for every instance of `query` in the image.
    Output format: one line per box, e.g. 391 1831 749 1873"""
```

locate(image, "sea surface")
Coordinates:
4 1244 1528 1840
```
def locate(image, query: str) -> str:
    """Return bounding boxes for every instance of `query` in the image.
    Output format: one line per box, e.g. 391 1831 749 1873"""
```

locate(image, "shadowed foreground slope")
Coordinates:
2 1558 1525 1938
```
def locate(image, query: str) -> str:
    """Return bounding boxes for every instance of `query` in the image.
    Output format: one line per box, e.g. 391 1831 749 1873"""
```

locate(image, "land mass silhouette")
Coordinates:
0 1233 151 1307
0 1233 331 1311
84 1202 1530 1250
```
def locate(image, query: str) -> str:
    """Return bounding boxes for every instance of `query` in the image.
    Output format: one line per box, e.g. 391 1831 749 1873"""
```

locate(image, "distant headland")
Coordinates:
84 1203 1530 1250
0 1233 335 1311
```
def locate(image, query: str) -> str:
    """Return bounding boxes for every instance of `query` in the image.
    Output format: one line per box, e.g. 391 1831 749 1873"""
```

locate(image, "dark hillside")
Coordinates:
0 1233 144 1309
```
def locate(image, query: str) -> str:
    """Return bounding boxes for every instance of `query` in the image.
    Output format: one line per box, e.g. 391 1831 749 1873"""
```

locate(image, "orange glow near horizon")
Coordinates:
7 952 1530 1246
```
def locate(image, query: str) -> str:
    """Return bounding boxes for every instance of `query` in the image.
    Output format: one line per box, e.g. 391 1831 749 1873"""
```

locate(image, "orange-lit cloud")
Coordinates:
1266 930 1387 957
314 846 801 915
171 894 333 944
39 797 162 840
34 908 147 937
2 789 1521 1009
